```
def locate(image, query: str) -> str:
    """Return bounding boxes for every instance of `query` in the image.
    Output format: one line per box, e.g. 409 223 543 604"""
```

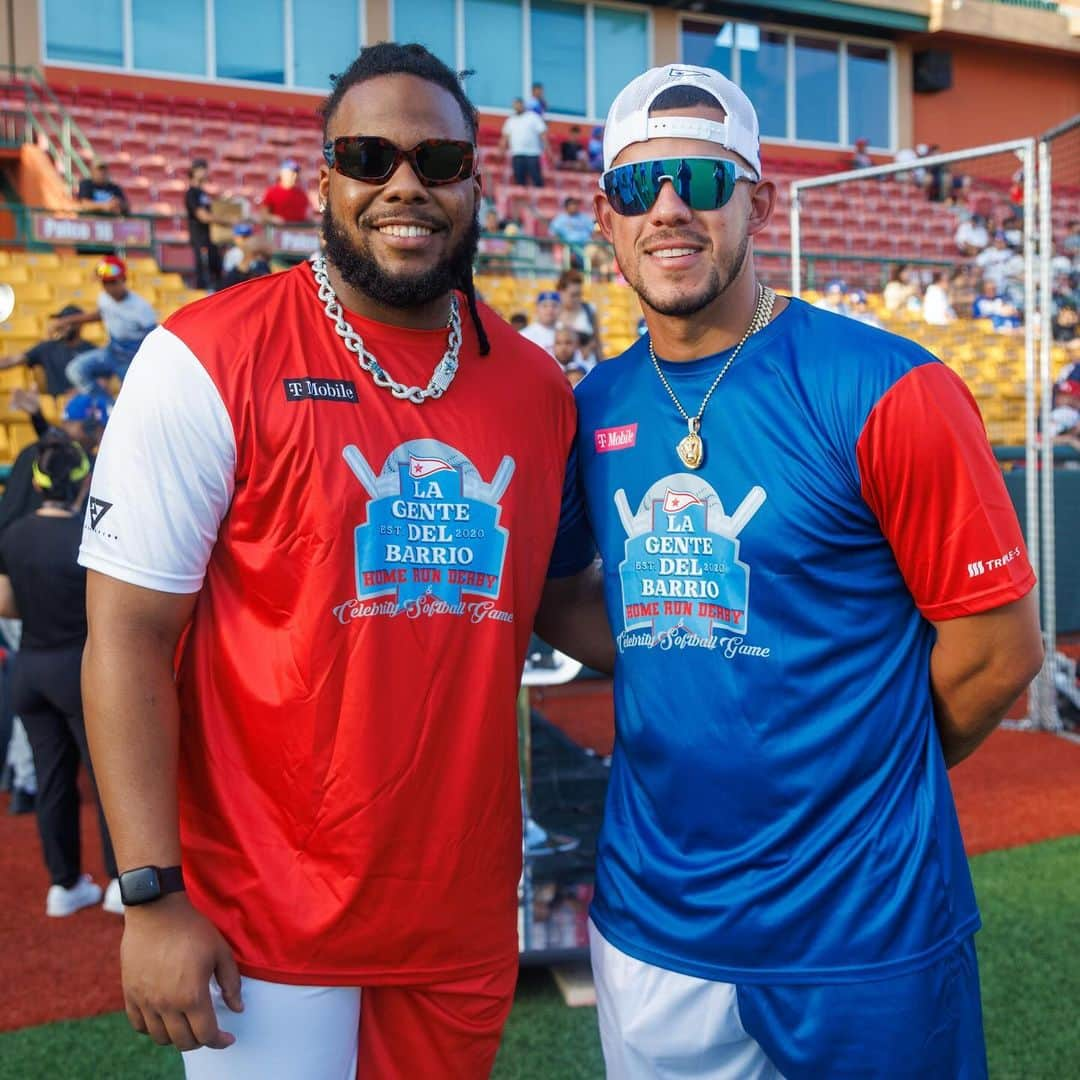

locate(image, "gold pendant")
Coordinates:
677 420 704 469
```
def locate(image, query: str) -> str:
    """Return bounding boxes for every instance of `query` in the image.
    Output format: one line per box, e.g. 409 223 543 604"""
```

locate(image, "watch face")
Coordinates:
120 866 161 906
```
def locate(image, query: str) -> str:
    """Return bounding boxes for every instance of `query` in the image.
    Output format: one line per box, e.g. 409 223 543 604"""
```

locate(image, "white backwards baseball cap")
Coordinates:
602 65 762 178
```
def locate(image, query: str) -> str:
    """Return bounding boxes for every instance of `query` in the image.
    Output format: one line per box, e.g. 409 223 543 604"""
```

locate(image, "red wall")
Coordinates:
912 38 1080 151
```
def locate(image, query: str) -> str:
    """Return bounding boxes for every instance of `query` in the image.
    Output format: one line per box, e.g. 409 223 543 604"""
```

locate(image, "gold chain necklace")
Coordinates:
648 283 776 469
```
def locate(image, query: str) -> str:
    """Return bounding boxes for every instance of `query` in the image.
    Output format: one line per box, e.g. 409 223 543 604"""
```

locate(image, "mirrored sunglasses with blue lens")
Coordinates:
601 157 758 216
323 136 476 187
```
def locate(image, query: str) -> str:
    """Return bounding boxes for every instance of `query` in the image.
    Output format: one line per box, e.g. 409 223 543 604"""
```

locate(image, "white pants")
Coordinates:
182 977 360 1080
589 920 784 1080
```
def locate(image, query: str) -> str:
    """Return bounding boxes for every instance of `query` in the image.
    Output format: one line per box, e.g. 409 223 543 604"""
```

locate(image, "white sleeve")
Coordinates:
78 326 236 594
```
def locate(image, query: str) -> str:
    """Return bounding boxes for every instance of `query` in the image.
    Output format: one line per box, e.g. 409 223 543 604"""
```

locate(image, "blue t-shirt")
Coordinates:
551 298 1034 984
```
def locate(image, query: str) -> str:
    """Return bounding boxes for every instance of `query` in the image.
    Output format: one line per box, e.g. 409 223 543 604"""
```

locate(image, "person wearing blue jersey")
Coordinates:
537 64 1043 1079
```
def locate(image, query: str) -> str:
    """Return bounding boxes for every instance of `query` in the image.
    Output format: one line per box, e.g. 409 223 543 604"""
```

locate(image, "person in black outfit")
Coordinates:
75 161 129 217
0 304 93 395
0 432 120 916
186 159 223 290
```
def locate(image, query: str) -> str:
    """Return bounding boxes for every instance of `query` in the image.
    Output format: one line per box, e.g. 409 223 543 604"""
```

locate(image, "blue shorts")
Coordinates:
591 921 987 1079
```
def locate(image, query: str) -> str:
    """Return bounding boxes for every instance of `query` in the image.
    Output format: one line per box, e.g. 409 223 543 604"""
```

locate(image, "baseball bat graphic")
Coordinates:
484 456 516 503
725 486 767 538
614 489 636 538
342 445 379 499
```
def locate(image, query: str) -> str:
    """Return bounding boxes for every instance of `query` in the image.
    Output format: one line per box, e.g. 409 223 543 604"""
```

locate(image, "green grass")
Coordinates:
2 837 1076 1079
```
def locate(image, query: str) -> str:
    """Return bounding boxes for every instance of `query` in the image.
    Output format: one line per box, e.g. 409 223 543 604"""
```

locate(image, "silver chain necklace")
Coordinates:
311 254 462 404
648 283 776 469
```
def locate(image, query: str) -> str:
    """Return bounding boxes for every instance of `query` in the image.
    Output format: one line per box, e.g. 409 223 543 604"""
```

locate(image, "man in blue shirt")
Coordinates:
538 65 1042 1078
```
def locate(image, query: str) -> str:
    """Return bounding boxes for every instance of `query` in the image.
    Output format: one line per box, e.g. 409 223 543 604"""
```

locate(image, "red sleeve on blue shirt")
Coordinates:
856 362 1035 621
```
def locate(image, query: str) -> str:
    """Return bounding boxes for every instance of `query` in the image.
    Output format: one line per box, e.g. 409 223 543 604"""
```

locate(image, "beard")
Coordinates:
322 202 480 310
629 232 750 318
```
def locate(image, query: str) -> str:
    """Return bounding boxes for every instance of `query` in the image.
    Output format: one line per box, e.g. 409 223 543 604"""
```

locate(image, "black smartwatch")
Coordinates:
117 865 186 907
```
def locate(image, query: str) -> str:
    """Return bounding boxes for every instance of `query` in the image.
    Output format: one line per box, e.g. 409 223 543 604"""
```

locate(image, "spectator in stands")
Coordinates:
813 280 850 316
1053 297 1078 345
556 268 602 358
922 272 955 326
528 82 548 116
553 324 586 373
0 430 121 917
57 257 157 393
501 97 547 188
954 214 989 257
185 158 225 291
549 196 596 256
219 226 272 289
850 138 872 170
519 289 561 352
973 278 1022 334
560 126 587 171
1001 213 1023 250
883 263 921 314
1048 379 1080 452
892 146 918 183
477 209 514 273
949 265 977 319
509 312 528 332
0 304 91 395
846 290 882 328
975 231 1013 284
75 160 128 217
1063 220 1080 259
587 126 604 172
260 159 311 224
0 388 110 541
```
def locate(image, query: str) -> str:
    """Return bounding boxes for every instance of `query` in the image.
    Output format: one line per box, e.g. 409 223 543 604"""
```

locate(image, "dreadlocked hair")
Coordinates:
322 42 491 356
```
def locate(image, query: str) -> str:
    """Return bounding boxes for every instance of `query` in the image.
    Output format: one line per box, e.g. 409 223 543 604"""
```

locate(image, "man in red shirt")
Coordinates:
80 43 577 1078
259 158 311 224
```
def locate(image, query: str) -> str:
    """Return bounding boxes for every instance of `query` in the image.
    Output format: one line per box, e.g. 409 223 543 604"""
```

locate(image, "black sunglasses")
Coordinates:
322 136 476 187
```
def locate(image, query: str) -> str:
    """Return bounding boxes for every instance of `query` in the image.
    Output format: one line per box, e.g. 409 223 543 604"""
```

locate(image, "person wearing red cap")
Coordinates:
51 257 157 393
1049 380 1080 451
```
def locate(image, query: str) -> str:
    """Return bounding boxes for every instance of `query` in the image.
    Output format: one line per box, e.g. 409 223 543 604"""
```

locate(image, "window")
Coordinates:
679 17 894 150
293 0 361 91
681 20 733 79
44 0 123 67
594 8 649 120
132 0 205 76
465 0 523 110
530 1 586 117
795 37 839 144
739 27 787 141
394 0 456 71
216 0 285 83
847 44 890 148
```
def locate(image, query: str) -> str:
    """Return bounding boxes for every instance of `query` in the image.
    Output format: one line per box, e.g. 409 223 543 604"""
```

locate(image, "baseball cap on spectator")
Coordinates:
233 222 255 237
537 290 560 303
1057 380 1080 397
96 255 126 281
63 392 113 426
847 289 867 304
825 280 846 295
281 158 299 172
602 64 761 177
51 303 83 319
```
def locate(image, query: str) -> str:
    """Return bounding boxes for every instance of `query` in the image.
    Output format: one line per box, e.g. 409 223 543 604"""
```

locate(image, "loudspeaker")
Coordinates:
914 50 952 93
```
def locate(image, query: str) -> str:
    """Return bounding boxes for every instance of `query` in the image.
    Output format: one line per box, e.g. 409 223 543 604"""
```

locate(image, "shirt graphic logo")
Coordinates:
339 439 514 620
88 497 113 531
283 377 358 403
615 474 765 650
967 561 985 578
594 423 638 454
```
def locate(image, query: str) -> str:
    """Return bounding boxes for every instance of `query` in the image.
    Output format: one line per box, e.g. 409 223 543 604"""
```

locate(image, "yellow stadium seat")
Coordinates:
6 421 37 455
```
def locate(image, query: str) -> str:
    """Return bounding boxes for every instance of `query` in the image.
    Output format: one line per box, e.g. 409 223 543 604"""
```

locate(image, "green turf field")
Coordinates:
1 836 1075 1079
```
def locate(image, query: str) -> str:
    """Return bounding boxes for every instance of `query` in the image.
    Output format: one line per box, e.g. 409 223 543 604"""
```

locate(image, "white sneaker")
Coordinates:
46 874 103 917
102 878 124 915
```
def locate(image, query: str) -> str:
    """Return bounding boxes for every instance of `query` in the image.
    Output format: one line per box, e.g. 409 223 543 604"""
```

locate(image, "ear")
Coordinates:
593 190 615 243
318 164 331 211
746 178 778 238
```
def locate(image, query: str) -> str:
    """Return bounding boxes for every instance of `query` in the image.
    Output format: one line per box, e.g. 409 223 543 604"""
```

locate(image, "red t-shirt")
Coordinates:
79 263 576 984
261 183 311 222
